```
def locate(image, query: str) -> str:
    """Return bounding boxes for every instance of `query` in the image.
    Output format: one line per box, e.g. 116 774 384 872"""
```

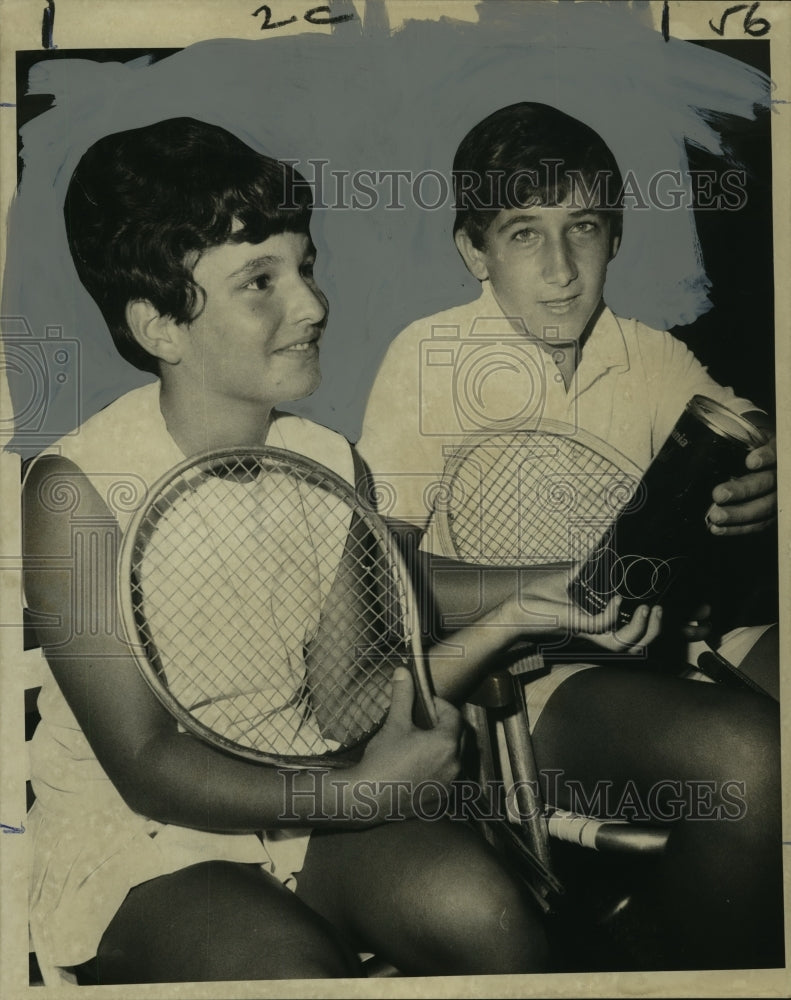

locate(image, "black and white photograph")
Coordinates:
0 1 788 996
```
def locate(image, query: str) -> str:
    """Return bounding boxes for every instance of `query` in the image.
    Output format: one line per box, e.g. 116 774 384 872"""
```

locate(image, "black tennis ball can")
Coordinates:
568 395 767 622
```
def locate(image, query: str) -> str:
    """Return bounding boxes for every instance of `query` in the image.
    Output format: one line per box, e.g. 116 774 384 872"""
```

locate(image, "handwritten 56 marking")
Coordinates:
709 2 770 36
661 0 771 41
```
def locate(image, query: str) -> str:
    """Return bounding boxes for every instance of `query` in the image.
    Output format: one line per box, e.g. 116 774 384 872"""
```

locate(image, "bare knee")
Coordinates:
407 835 548 974
444 866 548 973
93 861 362 983
683 691 780 830
302 821 547 976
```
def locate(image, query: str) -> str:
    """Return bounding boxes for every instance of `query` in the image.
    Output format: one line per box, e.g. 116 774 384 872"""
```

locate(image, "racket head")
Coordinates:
118 446 435 768
432 421 642 567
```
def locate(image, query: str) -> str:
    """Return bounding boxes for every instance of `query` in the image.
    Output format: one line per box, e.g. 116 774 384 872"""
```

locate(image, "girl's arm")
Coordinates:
427 592 662 704
388 522 662 702
23 456 460 832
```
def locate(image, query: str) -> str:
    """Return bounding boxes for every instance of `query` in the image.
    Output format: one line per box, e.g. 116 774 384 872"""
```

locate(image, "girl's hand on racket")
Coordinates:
346 668 462 821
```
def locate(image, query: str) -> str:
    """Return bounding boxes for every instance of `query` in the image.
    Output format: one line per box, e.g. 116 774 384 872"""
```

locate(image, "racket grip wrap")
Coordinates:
412 687 439 730
546 808 669 855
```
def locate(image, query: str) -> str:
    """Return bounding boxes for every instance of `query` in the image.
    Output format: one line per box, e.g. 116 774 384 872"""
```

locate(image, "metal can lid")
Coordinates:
686 395 767 449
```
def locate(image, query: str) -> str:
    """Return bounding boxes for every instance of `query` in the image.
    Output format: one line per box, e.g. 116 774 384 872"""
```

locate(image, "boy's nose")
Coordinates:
542 238 578 286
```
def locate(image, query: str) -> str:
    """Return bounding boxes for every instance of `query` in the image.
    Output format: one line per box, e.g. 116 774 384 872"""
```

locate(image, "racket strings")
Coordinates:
444 432 638 565
301 524 412 743
128 453 415 761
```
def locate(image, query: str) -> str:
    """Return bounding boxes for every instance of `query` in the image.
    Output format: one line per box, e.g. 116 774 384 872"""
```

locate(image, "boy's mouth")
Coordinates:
540 294 580 314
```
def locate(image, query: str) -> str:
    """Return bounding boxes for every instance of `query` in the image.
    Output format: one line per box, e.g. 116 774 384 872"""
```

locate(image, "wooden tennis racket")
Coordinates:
432 420 642 583
432 422 668 860
117 447 436 769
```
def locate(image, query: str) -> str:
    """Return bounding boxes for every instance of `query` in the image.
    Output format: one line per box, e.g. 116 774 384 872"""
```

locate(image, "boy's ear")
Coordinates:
125 300 183 366
609 233 621 261
454 228 490 281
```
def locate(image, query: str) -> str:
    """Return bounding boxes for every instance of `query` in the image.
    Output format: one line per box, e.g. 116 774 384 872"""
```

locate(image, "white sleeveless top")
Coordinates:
27 382 356 968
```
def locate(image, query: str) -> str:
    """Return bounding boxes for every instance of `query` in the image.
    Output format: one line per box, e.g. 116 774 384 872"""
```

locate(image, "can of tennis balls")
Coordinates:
568 395 767 622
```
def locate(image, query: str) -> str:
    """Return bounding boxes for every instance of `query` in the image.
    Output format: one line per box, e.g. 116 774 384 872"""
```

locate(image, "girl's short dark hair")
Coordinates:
64 118 313 374
453 102 624 249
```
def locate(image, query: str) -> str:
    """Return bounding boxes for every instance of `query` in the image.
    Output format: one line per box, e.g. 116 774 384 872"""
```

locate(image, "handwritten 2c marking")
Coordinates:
1 822 26 834
252 4 357 30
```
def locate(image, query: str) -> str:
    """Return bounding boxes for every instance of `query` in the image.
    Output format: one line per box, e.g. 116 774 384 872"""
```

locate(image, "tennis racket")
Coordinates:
431 421 644 622
431 422 670 859
433 420 652 625
117 447 437 769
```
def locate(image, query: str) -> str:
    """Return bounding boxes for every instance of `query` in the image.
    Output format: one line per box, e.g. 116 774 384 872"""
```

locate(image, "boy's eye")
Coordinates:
300 258 316 279
245 273 271 291
571 220 598 234
512 228 539 244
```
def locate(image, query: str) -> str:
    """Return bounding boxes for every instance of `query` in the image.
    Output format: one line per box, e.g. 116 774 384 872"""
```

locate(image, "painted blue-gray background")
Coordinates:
1 0 774 457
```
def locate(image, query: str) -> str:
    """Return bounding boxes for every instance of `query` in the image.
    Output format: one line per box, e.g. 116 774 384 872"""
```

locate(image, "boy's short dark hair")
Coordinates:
452 102 624 250
64 118 313 374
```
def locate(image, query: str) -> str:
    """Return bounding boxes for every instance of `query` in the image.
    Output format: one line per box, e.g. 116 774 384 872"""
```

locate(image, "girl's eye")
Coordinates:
245 273 271 291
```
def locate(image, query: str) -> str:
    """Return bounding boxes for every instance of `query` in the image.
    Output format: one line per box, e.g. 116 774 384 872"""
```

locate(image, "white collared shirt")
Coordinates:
357 280 755 530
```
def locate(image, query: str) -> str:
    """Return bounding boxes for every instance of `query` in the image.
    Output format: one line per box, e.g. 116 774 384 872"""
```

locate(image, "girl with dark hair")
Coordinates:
24 117 639 984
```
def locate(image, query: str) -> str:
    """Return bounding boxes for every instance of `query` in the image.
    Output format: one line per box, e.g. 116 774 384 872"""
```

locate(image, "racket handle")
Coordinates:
546 808 669 855
501 676 553 874
696 649 774 699
411 682 439 730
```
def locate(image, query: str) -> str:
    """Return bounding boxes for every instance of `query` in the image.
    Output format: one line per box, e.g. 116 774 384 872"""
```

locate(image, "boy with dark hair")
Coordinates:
452 100 624 250
359 102 776 539
356 102 782 970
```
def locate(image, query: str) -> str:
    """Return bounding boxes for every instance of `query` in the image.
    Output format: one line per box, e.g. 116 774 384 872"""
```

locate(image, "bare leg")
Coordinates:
77 861 363 984
532 667 784 970
297 816 547 976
